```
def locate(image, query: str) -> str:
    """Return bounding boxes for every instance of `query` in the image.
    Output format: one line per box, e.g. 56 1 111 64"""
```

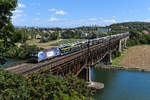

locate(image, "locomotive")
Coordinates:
31 32 129 63
32 48 60 62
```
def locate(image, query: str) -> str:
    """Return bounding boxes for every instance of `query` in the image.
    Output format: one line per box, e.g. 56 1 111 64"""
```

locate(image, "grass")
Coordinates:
50 39 86 46
26 39 40 45
112 49 128 66
25 39 86 48
26 39 58 48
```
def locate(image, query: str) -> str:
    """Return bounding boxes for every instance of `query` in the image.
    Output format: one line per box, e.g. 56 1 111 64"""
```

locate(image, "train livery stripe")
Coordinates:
43 52 46 60
61 45 81 50
45 52 48 59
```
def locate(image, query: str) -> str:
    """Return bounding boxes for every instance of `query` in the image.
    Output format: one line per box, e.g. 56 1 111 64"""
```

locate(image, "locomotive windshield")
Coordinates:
32 51 38 56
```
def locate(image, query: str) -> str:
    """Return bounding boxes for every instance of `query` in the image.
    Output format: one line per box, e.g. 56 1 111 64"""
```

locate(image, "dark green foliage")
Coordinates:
0 68 29 99
0 68 92 100
0 0 17 64
61 30 75 39
110 22 150 46
40 31 59 43
2 44 42 60
112 51 121 59
12 29 28 43
0 0 17 28
110 22 150 34
17 44 42 59
61 30 97 39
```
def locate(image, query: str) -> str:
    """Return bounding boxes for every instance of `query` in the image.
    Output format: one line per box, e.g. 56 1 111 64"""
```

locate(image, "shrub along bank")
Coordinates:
0 68 92 100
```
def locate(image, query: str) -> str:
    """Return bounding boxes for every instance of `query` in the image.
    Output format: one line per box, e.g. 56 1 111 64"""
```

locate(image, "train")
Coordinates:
31 32 129 63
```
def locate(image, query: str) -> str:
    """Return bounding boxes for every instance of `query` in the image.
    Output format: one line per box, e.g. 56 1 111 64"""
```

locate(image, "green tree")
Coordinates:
0 68 92 100
0 0 18 64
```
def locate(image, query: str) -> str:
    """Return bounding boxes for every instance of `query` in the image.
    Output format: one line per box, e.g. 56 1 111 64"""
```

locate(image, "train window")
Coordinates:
39 53 43 56
32 52 38 56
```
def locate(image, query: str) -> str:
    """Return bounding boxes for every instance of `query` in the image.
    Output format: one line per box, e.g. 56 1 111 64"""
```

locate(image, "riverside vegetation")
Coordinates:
109 22 150 66
1 0 150 99
0 0 93 100
109 22 150 46
0 68 92 100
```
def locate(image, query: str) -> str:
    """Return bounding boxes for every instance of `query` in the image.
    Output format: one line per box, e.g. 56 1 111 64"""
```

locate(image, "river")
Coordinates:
91 68 150 100
0 59 21 68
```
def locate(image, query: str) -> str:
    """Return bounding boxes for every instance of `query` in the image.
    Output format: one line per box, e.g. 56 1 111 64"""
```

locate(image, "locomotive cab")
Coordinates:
31 51 39 62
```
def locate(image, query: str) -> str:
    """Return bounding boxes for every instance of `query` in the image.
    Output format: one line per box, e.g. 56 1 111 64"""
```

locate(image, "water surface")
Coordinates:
0 59 21 68
91 68 150 100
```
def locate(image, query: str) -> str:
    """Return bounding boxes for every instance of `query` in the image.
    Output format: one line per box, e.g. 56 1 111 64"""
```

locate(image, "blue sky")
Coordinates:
12 0 150 28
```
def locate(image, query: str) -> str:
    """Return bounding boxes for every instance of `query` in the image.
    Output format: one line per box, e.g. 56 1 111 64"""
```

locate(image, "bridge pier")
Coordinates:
119 36 130 52
125 37 129 48
119 40 122 53
108 51 112 65
86 66 91 82
125 39 127 48
78 66 91 82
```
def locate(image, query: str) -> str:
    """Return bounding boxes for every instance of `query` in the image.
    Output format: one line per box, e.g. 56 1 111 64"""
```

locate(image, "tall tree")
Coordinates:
0 0 18 64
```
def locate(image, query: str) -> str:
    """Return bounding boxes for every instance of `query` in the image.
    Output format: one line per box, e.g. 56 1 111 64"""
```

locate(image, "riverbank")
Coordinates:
95 65 150 72
112 45 150 68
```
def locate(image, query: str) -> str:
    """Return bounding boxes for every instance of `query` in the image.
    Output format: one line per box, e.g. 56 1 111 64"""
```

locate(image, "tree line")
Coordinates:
0 1 93 100
109 22 150 46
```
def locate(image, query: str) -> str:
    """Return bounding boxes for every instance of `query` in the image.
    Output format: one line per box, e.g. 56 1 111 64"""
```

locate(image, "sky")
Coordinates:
12 0 150 28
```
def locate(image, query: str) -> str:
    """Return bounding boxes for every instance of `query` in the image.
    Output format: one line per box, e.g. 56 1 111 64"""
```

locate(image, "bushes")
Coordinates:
127 31 150 46
0 68 92 100
40 32 59 43
110 22 150 46
11 31 28 43
2 44 42 60
18 44 42 59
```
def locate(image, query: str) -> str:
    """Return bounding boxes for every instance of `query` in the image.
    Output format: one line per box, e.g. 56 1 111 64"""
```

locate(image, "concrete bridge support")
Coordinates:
78 66 91 82
119 40 122 53
124 39 127 48
86 67 91 82
105 51 112 65
119 38 128 53
121 36 130 50
125 36 129 48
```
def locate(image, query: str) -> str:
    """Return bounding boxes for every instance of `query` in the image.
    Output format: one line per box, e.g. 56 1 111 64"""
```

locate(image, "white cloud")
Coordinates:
112 16 117 18
12 10 23 13
33 18 40 21
12 14 22 19
144 19 150 22
123 20 129 22
55 10 66 15
49 8 66 15
103 19 116 23
88 18 97 21
18 3 26 8
48 17 59 22
148 7 150 11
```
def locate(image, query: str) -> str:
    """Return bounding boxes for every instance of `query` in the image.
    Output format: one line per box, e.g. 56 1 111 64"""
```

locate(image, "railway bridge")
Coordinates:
6 32 130 82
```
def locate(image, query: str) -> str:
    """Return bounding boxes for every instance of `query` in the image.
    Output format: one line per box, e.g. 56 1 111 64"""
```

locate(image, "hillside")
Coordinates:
109 22 150 46
110 22 150 34
119 45 150 68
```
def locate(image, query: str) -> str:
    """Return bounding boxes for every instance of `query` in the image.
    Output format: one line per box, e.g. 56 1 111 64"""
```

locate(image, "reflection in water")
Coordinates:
0 59 21 68
91 68 150 100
